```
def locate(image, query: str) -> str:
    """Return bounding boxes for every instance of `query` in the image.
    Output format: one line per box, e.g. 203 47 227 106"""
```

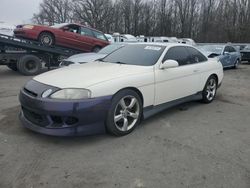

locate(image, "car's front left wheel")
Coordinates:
106 89 143 136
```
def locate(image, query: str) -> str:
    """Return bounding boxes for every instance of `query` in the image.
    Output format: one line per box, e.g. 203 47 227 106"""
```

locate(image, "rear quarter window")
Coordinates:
92 31 108 41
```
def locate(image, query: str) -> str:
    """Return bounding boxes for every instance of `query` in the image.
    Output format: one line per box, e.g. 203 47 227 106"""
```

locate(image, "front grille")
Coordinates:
22 107 49 127
24 88 38 97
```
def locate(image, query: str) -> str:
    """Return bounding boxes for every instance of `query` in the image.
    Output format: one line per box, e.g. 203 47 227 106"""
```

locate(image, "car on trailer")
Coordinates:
0 34 82 75
19 43 223 136
14 23 109 52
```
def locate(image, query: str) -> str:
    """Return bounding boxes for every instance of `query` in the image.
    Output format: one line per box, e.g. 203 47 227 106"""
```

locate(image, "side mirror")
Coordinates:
160 60 179 69
224 51 230 55
62 26 69 31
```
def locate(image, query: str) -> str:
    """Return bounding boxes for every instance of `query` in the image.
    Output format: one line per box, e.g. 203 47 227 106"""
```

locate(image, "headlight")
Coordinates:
23 25 34 29
50 89 91 99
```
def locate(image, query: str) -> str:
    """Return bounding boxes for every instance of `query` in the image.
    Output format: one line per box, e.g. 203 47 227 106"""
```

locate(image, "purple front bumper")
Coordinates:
19 88 112 136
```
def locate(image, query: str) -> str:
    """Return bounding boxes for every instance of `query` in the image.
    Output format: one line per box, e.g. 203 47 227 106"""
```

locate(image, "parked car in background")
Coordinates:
105 34 115 43
198 44 241 68
14 23 109 52
113 33 137 42
19 43 223 136
0 22 15 36
181 38 196 46
239 45 250 62
59 43 126 67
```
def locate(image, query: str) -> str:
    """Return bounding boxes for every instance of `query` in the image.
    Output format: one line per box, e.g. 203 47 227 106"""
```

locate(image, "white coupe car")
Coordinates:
19 43 223 136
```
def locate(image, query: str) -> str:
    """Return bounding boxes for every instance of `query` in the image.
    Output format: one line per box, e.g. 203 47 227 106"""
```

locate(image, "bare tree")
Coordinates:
32 0 250 42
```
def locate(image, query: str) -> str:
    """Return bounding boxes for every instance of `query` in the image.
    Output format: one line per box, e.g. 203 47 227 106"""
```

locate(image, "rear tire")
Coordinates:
92 46 101 53
201 75 217 103
38 32 55 46
17 55 42 76
106 89 143 136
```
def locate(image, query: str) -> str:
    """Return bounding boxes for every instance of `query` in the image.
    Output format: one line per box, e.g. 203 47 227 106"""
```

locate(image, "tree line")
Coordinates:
33 0 250 43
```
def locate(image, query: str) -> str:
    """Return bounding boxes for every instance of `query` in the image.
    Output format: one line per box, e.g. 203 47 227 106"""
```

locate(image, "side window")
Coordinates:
224 46 230 53
92 30 107 41
186 47 207 64
229 46 236 52
80 27 94 37
67 25 80 34
163 46 189 66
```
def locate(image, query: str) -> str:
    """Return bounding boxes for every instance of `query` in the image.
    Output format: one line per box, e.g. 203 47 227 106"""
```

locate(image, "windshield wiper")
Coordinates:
97 58 107 62
112 61 126 64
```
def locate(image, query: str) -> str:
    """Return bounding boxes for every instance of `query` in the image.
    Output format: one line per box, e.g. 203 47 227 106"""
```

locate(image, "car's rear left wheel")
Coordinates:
106 89 142 136
201 75 217 103
38 32 54 46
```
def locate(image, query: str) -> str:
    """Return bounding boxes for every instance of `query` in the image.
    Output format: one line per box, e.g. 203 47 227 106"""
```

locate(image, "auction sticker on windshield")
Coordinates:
144 46 162 51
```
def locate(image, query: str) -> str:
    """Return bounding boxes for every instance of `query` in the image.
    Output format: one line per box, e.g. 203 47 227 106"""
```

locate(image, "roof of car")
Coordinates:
128 42 194 48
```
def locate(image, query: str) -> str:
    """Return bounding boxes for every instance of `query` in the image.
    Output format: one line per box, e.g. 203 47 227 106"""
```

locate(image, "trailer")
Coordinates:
0 34 83 75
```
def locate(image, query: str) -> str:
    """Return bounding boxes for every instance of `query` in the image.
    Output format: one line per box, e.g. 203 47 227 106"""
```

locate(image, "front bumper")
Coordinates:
19 88 112 136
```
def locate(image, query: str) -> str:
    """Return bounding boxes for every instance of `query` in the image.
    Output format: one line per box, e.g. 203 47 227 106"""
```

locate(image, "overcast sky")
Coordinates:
0 0 42 25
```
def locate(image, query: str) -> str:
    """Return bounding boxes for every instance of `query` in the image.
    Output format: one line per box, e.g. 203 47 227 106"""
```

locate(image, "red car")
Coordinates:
14 23 110 52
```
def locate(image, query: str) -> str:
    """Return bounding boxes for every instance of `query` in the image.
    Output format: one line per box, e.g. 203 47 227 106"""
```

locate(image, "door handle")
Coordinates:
193 69 200 73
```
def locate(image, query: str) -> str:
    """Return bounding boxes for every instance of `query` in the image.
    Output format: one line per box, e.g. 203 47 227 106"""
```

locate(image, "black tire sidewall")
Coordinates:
202 75 217 103
106 89 143 136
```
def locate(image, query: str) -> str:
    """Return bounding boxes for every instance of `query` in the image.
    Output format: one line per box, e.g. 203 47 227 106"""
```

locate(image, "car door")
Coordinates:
228 46 238 66
154 46 200 105
56 24 82 50
79 27 95 52
220 46 231 67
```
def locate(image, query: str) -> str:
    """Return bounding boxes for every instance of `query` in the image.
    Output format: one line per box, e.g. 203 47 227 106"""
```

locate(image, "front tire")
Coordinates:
201 75 217 103
234 59 240 69
106 89 143 136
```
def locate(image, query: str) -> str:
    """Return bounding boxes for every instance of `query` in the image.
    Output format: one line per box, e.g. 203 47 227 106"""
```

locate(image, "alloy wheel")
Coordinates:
114 96 140 132
206 78 217 101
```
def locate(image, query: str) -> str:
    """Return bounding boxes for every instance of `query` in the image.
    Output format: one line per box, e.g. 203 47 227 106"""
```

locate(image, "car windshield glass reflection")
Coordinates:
102 44 165 66
200 45 223 54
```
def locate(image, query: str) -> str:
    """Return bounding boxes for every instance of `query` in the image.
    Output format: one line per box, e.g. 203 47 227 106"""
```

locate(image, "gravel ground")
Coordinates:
0 64 249 188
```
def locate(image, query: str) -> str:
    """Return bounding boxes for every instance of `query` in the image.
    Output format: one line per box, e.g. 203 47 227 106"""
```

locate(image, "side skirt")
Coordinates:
143 92 203 119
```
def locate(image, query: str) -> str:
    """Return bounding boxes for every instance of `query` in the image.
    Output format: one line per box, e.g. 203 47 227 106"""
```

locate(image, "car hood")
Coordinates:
34 61 152 88
67 53 106 63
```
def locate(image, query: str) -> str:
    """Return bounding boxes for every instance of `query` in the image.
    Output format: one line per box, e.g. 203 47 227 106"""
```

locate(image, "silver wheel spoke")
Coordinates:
206 91 210 99
114 114 123 122
119 98 127 110
127 111 138 119
128 98 137 109
122 118 128 131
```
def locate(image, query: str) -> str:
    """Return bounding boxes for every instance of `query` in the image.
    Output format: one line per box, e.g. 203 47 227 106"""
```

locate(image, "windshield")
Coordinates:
102 44 165 66
98 44 125 54
51 23 69 28
198 45 223 54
